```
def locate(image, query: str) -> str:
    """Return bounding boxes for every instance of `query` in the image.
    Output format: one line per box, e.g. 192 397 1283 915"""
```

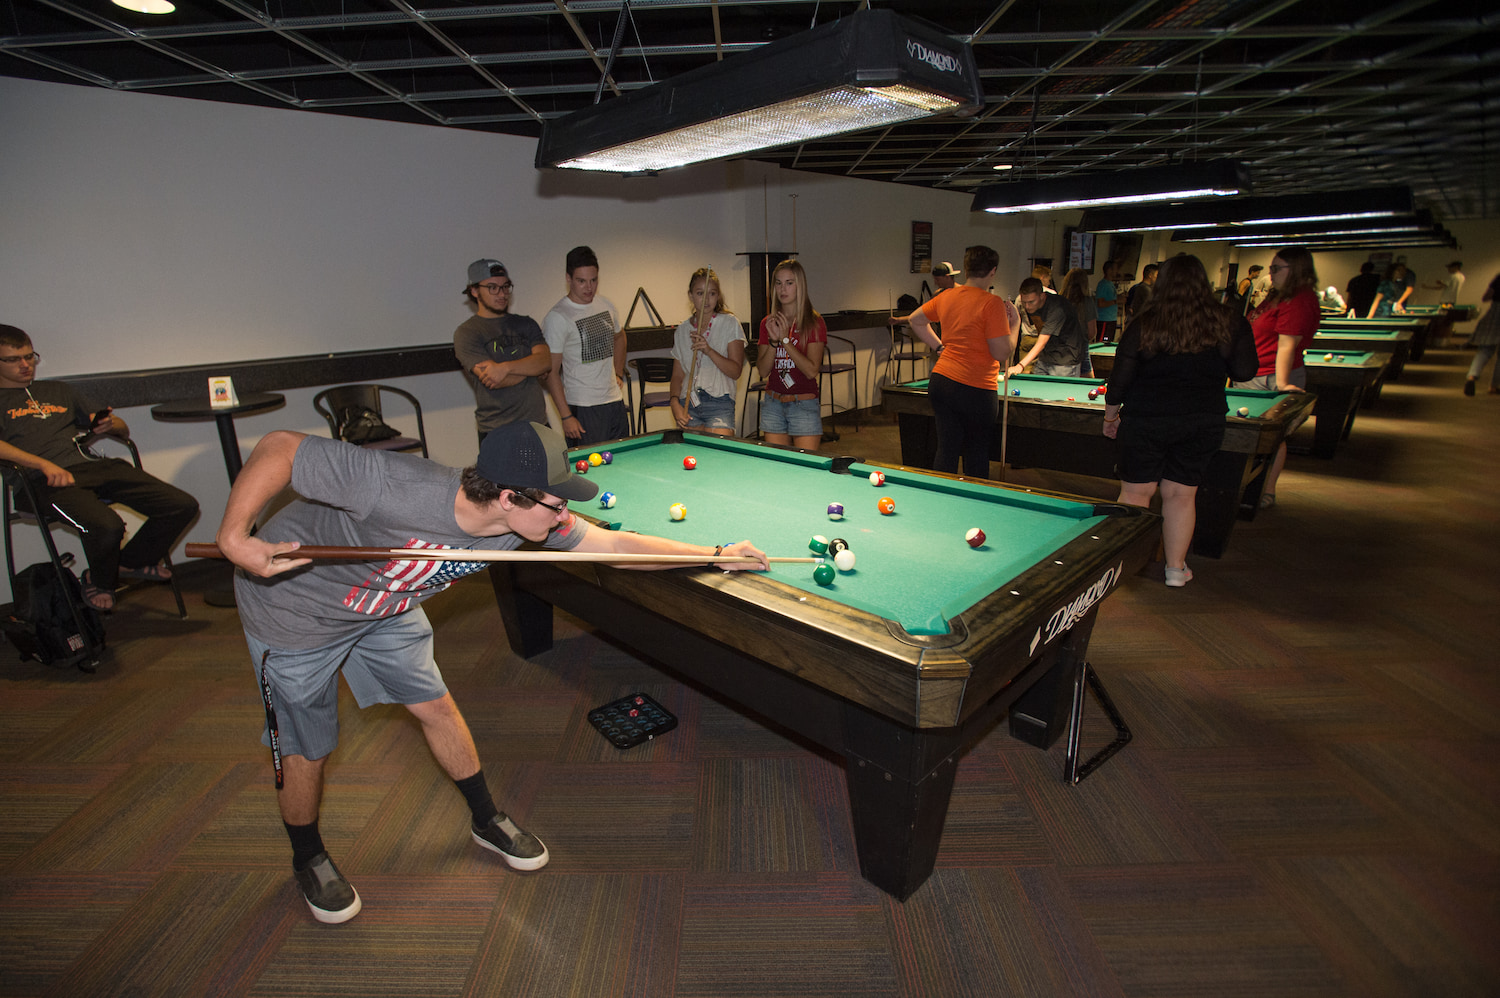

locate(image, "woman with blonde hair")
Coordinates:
756 259 827 450
668 267 744 437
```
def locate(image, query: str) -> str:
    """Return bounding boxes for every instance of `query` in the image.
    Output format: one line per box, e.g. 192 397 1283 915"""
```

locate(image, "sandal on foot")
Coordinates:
118 563 172 583
1258 492 1276 510
80 572 115 612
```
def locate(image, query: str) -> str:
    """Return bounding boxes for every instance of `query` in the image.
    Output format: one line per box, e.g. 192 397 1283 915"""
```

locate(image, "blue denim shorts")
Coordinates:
760 396 822 437
685 391 737 431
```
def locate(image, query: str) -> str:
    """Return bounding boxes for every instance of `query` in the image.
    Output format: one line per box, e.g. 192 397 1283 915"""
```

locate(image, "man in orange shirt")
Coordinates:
898 246 1015 479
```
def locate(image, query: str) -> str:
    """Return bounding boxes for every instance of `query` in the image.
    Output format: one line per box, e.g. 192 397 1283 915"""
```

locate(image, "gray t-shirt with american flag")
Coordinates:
234 435 587 650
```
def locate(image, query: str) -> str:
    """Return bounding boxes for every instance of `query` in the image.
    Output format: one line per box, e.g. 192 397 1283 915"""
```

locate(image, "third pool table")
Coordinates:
881 374 1315 558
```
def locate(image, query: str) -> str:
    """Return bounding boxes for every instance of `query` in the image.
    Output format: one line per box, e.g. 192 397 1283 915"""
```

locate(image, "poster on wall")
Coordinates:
911 221 933 274
1064 227 1096 272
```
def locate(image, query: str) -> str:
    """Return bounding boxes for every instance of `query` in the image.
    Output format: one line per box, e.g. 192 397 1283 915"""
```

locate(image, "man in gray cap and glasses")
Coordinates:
454 258 553 446
216 421 767 925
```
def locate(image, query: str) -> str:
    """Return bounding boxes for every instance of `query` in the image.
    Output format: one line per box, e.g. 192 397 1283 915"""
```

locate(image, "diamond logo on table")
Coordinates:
1039 561 1124 647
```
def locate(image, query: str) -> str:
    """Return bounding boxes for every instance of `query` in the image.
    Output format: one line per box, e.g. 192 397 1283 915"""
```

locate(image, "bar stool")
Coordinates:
740 341 767 439
820 334 859 433
886 322 927 386
629 357 677 433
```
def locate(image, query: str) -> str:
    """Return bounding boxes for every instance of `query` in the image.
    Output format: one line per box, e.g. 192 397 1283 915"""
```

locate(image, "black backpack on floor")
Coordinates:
1 560 105 669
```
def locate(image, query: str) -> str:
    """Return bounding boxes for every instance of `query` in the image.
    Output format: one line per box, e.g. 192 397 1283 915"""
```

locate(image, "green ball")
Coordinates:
813 563 836 586
808 534 830 555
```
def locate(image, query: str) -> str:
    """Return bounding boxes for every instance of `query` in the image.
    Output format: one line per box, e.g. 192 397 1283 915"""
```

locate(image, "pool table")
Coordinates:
881 375 1316 559
489 431 1159 901
1314 319 1418 375
1402 304 1478 346
1298 350 1392 457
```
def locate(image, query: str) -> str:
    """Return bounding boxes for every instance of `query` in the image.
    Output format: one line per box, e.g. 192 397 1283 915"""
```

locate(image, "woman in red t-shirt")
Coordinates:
755 259 827 451
1234 245 1320 509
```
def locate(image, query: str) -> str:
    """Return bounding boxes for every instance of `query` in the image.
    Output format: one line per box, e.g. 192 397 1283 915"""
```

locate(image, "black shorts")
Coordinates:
1117 412 1224 488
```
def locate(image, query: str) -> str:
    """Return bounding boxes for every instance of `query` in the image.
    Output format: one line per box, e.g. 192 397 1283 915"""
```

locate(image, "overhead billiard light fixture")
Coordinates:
971 159 1250 215
534 9 983 174
1079 186 1415 234
111 0 175 11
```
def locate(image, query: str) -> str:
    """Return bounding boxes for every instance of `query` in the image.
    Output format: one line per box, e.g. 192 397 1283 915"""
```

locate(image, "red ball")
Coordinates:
683 456 697 470
966 528 986 548
574 459 589 474
878 497 896 515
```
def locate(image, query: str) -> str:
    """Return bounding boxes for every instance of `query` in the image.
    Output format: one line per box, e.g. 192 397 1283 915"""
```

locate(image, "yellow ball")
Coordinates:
669 503 687 521
588 452 604 466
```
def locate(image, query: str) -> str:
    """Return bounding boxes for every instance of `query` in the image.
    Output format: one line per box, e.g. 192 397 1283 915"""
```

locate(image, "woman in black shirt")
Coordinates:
1102 254 1258 587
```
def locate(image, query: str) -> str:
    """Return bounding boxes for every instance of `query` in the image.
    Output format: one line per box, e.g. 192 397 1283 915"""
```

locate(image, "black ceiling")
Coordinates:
4 0 1497 218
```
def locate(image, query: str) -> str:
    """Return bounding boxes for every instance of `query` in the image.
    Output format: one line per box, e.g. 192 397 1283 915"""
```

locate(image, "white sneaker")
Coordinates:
1165 566 1193 588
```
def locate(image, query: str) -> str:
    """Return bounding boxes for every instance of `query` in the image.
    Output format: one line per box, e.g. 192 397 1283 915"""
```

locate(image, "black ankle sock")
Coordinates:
455 771 499 827
285 820 326 871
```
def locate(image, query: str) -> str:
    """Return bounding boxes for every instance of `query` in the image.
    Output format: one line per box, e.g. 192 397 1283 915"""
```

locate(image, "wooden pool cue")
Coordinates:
183 543 816 565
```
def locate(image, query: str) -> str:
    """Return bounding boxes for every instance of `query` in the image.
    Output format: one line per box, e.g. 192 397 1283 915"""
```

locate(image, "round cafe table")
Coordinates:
151 391 286 605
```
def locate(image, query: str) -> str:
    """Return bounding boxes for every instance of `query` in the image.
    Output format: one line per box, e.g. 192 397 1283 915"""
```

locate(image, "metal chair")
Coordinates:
3 433 188 634
740 341 767 439
820 333 859 433
312 384 427 457
628 357 677 434
886 321 928 387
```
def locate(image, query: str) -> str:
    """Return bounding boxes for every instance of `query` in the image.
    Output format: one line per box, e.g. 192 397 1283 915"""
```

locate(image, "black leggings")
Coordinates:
928 372 998 480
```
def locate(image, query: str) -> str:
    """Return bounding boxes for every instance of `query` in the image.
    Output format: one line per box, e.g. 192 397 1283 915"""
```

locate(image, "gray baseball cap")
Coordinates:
467 259 508 285
932 261 960 277
476 421 598 502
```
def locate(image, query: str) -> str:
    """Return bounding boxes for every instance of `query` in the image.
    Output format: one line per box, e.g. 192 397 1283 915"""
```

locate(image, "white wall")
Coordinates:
0 76 1031 599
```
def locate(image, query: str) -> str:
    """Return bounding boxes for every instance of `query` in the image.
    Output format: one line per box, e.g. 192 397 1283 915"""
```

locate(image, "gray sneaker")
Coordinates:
294 852 362 924
472 812 550 871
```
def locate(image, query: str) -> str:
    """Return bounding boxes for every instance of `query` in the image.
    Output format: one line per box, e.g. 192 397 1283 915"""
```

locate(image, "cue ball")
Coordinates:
683 456 697 470
1237 406 1250 416
966 528 986 548
808 534 830 554
869 471 885 487
575 459 589 474
588 452 603 466
601 451 613 464
828 538 849 555
878 497 896 515
600 492 617 509
669 503 687 521
833 549 856 572
813 563 835 586
827 502 845 520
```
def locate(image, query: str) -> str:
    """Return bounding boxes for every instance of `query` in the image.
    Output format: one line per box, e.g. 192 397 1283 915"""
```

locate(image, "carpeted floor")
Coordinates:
1 347 1496 997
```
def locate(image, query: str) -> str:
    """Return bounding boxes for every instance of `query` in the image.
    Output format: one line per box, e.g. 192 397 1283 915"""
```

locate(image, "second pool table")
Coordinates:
1314 320 1416 377
881 374 1316 558
490 431 1159 901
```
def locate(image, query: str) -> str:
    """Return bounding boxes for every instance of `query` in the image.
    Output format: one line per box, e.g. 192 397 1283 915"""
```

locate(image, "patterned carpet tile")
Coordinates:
1151 746 1416 856
1009 750 1229 867
0 872 156 997
463 873 683 998
1063 862 1347 997
1259 855 1500 998
676 875 897 998
0 763 128 862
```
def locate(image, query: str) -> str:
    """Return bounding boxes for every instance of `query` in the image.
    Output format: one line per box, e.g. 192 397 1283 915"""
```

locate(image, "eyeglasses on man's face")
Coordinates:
531 496 568 514
0 352 39 366
477 282 514 295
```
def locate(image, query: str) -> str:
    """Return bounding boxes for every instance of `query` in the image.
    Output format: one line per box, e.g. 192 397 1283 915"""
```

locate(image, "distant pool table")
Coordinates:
489 431 1159 900
1314 320 1417 375
1299 350 1392 457
881 375 1315 558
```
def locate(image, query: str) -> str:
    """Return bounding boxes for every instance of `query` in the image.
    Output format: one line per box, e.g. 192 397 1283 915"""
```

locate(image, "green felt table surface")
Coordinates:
900 375 1287 419
1304 349 1377 366
567 433 1105 635
1317 317 1426 331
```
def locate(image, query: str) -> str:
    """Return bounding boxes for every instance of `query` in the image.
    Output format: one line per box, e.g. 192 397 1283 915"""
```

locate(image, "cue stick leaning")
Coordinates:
683 268 706 412
183 543 816 565
999 299 1014 482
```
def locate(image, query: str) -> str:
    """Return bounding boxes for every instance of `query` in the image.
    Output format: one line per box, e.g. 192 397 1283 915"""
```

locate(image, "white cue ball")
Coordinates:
833 549 856 572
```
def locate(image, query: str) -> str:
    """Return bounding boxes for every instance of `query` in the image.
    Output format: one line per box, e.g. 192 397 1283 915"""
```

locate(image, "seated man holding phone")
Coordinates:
0 324 198 611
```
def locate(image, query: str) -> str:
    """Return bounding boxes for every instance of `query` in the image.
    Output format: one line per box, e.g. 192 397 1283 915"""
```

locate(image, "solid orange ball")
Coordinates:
878 497 896 515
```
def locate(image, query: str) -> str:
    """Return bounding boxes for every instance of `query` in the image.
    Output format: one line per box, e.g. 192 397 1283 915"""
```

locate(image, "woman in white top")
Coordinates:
669 267 746 437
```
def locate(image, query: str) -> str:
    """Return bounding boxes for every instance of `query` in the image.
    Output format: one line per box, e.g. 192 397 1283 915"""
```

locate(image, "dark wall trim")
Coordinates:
63 344 462 409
